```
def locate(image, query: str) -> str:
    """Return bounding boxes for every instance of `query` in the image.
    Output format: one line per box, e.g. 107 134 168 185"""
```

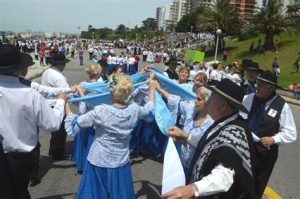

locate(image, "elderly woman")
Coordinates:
177 65 193 90
71 64 103 173
192 72 208 93
65 75 156 198
156 84 214 173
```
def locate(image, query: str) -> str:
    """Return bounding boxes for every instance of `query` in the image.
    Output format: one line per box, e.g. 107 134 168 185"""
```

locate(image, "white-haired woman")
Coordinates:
156 85 214 174
71 64 103 173
65 75 156 199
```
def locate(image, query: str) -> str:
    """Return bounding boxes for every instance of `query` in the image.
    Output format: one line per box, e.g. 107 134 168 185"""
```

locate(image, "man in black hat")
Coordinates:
243 70 297 198
0 45 66 198
163 56 179 80
162 79 255 199
241 61 261 95
41 53 71 160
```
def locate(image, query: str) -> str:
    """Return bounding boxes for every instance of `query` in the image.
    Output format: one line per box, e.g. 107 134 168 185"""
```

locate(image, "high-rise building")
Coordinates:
186 0 212 14
156 7 166 30
173 0 187 22
229 0 256 15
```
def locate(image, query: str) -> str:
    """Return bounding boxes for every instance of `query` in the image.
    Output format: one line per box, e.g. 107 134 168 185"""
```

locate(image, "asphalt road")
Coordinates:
29 50 300 199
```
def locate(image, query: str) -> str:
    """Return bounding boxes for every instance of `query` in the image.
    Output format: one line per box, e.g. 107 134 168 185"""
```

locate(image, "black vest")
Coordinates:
250 95 285 138
189 116 255 199
164 68 179 80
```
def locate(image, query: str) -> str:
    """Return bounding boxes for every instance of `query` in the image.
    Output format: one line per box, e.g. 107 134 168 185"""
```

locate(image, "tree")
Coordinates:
116 24 126 35
88 25 93 32
197 0 241 35
176 7 205 32
248 0 299 50
142 18 157 31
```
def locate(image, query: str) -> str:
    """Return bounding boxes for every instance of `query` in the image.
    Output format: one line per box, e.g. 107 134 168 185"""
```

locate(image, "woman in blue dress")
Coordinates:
71 64 103 173
155 83 214 174
65 75 156 199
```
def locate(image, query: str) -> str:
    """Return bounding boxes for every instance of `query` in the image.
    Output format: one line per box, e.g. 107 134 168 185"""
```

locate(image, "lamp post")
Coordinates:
214 29 222 63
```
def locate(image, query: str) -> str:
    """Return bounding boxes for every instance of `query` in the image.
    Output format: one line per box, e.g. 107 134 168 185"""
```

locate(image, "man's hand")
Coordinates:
260 137 275 147
167 126 189 144
161 185 194 199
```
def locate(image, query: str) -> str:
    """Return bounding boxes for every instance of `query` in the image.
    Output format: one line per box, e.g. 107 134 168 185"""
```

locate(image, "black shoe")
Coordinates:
52 154 70 161
30 178 41 187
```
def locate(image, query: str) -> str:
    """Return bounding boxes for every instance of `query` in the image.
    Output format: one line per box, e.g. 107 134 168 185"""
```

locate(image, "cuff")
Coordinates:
272 135 281 144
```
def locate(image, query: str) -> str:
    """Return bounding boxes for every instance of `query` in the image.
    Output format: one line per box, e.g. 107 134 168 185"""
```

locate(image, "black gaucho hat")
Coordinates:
246 61 261 72
210 78 248 113
257 70 281 88
48 53 70 65
0 44 34 73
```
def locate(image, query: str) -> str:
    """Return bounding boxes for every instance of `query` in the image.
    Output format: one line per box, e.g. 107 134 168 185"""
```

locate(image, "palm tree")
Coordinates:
116 24 126 35
197 0 241 49
248 0 299 50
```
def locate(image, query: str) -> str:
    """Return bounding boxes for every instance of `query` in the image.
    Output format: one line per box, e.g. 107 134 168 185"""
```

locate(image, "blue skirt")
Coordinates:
121 64 128 74
130 120 168 157
128 64 136 75
77 162 135 199
71 127 95 173
108 64 115 74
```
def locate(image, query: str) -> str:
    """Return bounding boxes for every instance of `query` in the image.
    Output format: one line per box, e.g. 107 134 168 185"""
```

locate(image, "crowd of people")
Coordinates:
0 37 297 199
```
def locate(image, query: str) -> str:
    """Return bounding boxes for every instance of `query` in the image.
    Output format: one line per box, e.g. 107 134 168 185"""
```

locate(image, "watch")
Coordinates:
192 183 200 197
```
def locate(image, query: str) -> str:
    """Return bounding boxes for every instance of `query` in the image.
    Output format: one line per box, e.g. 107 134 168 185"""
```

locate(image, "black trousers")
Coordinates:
48 120 67 159
254 145 278 199
0 143 15 199
4 148 35 199
30 142 41 182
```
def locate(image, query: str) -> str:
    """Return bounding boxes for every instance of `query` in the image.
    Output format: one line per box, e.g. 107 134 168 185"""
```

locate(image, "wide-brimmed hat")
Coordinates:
165 56 179 66
256 70 281 88
209 78 248 113
48 53 69 65
0 44 34 73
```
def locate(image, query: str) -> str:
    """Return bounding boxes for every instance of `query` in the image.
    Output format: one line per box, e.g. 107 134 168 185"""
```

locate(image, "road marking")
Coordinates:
264 186 282 199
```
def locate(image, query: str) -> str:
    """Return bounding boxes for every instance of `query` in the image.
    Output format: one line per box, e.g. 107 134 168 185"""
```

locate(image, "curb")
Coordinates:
280 96 300 107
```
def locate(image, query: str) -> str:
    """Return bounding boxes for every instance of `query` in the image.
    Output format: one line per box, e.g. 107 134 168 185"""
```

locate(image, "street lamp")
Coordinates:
214 29 222 63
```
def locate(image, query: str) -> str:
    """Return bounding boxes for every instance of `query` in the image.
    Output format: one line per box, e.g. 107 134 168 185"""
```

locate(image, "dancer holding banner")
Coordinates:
65 75 157 198
156 84 214 174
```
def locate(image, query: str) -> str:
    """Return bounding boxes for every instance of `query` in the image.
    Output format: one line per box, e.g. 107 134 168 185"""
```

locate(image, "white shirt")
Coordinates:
41 66 70 106
221 72 241 85
209 70 221 81
31 81 71 99
242 93 297 144
0 75 65 153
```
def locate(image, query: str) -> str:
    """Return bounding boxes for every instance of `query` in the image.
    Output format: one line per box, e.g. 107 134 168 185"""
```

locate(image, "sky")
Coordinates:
0 0 171 33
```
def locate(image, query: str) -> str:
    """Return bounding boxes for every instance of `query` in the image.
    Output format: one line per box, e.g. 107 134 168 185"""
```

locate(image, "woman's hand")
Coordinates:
149 72 156 81
167 126 189 144
75 85 85 97
148 79 158 92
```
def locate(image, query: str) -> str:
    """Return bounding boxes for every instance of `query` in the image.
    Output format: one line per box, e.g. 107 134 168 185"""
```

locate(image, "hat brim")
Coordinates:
256 77 282 89
48 58 70 65
209 86 249 113
246 67 261 72
0 52 34 73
